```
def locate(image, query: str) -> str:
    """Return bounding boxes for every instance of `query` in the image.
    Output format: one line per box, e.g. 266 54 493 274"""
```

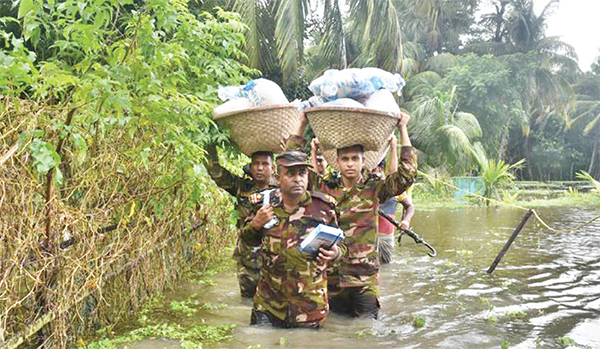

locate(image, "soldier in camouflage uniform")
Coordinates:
204 144 276 298
242 151 344 328
291 113 417 318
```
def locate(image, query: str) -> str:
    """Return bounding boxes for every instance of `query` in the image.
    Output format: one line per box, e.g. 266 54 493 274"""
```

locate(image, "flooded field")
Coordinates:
123 206 600 349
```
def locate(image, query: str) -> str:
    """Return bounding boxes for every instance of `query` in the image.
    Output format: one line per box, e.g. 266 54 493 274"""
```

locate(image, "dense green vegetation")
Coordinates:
227 0 599 181
2 0 600 347
0 1 252 347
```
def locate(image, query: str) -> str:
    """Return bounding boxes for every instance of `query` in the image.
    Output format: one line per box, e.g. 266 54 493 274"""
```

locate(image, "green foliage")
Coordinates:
1 0 258 209
504 310 526 319
84 322 235 349
170 299 199 316
1 1 251 344
443 54 526 157
501 339 510 349
406 82 483 174
576 171 600 192
29 138 61 181
555 336 577 347
356 329 373 338
413 315 426 328
472 145 525 204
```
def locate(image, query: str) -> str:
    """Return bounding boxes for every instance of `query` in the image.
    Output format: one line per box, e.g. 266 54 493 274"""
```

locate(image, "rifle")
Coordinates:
378 210 437 257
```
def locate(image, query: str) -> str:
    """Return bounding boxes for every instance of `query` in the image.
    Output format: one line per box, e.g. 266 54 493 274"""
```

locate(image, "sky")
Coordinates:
534 0 600 71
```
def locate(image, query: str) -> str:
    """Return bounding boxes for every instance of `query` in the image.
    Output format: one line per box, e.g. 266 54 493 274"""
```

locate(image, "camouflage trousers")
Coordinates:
329 284 380 319
235 243 261 298
250 308 322 329
378 233 395 264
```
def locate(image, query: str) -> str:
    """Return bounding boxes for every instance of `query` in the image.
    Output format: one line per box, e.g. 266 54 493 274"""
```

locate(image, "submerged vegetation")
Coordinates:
84 323 236 349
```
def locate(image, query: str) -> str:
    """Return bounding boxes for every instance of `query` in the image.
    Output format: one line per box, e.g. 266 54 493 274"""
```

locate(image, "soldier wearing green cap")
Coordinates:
204 144 277 298
242 151 344 328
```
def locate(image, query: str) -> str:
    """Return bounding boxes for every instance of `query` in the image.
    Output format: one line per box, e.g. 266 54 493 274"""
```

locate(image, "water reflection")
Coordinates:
126 207 600 349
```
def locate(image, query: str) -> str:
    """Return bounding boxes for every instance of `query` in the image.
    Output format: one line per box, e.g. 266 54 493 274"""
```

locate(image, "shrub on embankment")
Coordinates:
0 2 252 347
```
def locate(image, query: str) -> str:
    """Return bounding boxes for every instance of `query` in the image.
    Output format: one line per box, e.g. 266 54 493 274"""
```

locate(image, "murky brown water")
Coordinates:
125 206 600 349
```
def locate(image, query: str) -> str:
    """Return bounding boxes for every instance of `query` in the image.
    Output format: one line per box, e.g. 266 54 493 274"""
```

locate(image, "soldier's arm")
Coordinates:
377 114 418 203
388 134 398 175
240 205 273 245
399 189 415 230
204 144 245 196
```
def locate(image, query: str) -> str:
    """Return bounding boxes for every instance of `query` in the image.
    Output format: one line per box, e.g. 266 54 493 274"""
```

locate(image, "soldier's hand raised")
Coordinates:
399 112 411 127
251 205 275 230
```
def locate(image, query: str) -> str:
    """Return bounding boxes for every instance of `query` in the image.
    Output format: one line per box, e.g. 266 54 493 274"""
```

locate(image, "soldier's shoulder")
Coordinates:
310 191 337 207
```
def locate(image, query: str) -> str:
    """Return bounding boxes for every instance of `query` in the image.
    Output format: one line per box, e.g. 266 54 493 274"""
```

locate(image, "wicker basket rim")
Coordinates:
212 103 297 120
305 106 401 119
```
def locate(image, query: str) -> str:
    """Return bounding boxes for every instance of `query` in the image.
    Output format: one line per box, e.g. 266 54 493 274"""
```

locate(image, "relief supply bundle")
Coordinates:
308 67 406 103
214 78 289 116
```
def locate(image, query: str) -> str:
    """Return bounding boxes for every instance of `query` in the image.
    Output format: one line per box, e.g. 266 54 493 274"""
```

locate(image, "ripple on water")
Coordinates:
123 206 600 349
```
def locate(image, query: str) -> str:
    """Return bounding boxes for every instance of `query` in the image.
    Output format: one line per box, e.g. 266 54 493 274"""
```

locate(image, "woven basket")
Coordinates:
213 104 304 156
306 106 400 170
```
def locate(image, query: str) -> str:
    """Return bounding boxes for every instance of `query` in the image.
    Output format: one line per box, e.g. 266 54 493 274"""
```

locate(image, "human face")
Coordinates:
277 166 309 196
336 148 364 180
249 154 273 185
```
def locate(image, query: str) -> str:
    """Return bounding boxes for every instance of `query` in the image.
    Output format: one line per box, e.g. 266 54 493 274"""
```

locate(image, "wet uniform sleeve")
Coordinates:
240 211 264 246
377 146 418 203
204 144 245 197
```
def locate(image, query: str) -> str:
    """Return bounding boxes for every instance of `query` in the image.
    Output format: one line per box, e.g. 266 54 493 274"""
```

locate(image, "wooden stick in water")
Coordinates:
487 210 534 274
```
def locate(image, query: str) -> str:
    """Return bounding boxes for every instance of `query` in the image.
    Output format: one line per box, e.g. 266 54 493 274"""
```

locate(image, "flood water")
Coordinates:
127 206 600 349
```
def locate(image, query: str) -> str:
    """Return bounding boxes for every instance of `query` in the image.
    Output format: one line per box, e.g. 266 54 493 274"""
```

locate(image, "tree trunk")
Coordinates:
589 138 598 174
523 134 533 180
498 132 508 159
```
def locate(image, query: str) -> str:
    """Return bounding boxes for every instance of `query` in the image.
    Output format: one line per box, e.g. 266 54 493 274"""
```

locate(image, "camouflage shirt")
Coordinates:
204 145 276 262
242 190 344 325
313 146 417 290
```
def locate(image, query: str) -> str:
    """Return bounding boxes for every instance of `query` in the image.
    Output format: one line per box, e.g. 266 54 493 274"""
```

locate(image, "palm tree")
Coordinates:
404 74 483 175
231 1 279 80
572 71 600 176
396 0 479 56
467 0 578 179
231 0 404 88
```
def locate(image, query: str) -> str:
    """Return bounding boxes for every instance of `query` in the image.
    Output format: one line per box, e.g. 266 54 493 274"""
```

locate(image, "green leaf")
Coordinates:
54 167 63 186
29 139 61 175
72 133 87 150
17 0 35 19
139 147 151 169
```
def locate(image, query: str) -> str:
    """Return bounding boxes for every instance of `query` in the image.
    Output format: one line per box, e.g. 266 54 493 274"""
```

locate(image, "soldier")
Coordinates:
204 144 276 298
242 151 343 328
298 113 417 319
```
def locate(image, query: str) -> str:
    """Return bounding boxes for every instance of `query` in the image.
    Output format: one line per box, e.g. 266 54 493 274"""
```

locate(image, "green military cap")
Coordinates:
276 151 312 168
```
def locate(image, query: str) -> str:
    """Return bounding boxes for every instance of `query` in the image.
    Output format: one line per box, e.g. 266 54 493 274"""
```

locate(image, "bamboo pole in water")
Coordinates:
487 210 534 274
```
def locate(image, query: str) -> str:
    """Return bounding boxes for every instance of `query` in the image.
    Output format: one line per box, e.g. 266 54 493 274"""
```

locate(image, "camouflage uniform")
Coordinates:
285 136 417 317
204 145 276 298
242 190 343 328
